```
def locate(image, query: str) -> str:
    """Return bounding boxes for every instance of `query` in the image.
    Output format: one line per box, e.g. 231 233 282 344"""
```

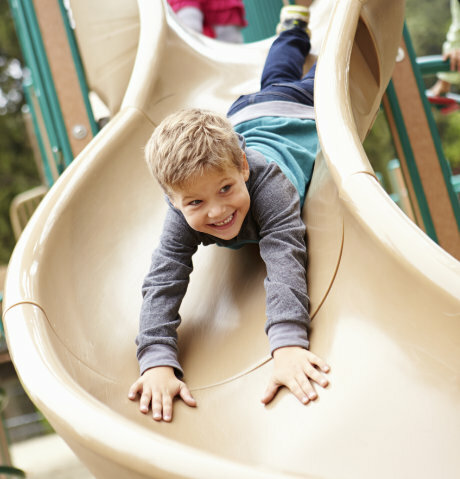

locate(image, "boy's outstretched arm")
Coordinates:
261 346 330 405
128 366 196 422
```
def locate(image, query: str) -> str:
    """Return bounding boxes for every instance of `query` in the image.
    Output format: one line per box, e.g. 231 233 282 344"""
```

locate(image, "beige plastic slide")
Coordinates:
3 0 460 478
69 0 140 116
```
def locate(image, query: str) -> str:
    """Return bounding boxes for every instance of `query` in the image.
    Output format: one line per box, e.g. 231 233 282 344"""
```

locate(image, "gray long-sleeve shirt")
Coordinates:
136 138 311 378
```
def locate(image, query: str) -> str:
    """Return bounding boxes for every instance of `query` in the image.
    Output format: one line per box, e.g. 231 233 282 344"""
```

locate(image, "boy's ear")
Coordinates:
241 152 250 181
167 192 178 209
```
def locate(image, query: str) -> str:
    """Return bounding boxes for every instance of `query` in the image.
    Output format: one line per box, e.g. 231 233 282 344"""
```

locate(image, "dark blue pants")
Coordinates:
227 28 315 116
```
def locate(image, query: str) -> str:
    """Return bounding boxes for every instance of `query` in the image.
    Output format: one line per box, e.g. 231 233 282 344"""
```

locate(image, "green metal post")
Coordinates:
58 0 98 136
9 0 62 183
20 0 74 169
22 80 54 185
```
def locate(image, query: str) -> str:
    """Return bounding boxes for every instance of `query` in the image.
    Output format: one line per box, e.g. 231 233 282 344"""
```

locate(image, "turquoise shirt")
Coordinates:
234 116 318 207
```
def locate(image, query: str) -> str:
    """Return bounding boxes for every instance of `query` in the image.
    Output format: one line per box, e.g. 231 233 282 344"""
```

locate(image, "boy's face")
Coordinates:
171 155 250 241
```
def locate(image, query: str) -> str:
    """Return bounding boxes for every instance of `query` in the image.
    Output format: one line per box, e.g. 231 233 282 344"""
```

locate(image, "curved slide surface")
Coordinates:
4 1 460 478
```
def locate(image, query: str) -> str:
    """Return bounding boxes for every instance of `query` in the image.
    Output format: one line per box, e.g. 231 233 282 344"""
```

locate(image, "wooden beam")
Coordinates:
32 0 93 158
389 39 460 259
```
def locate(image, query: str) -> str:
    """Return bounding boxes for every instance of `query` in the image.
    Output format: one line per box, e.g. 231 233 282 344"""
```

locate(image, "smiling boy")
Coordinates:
129 4 330 422
174 154 250 240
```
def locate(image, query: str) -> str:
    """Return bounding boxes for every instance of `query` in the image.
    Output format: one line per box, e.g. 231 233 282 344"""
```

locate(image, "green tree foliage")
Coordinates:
405 0 450 56
363 109 397 189
0 2 40 265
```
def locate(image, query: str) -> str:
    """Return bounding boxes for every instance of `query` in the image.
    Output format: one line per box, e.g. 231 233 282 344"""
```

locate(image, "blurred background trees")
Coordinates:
0 2 40 265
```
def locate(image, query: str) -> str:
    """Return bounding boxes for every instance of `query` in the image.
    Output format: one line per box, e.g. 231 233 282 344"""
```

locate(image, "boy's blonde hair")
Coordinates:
144 108 244 194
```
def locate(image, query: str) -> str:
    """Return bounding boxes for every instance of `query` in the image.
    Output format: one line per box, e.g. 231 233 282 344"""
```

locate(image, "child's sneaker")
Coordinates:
276 5 311 37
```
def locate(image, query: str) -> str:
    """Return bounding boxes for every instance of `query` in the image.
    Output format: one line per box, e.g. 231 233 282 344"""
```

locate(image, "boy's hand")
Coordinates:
128 366 196 422
261 346 330 406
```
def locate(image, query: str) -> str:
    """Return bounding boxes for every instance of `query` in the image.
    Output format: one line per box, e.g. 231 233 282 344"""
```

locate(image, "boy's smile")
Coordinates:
171 156 250 241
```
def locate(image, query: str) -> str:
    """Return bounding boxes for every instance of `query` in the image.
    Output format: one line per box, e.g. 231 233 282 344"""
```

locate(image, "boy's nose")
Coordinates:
207 204 225 219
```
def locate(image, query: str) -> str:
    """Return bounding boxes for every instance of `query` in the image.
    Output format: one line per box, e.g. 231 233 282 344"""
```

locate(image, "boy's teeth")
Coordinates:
215 213 233 226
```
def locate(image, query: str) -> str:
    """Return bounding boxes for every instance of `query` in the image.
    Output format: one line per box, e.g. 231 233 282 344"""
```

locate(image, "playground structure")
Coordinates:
5 0 460 256
2 0 460 478
383 28 460 258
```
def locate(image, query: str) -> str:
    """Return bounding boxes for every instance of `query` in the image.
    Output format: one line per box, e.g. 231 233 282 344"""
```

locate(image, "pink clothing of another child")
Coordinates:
168 0 247 39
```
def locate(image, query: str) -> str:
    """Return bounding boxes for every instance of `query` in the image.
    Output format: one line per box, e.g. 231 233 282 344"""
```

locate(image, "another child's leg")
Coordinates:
214 25 244 43
175 6 204 33
204 0 247 42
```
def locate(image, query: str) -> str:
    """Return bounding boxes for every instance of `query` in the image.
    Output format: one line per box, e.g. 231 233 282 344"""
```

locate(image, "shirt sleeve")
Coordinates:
136 205 199 378
251 162 311 355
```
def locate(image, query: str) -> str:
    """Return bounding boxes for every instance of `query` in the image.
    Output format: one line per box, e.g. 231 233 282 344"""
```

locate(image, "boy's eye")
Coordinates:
188 199 202 206
220 185 231 193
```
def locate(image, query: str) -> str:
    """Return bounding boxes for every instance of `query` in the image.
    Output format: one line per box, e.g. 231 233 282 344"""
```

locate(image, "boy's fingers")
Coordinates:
304 363 329 388
152 392 163 421
306 351 331 372
261 380 279 405
287 379 312 405
128 381 141 400
179 385 197 407
318 359 331 373
139 389 152 414
162 396 173 422
295 374 317 402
